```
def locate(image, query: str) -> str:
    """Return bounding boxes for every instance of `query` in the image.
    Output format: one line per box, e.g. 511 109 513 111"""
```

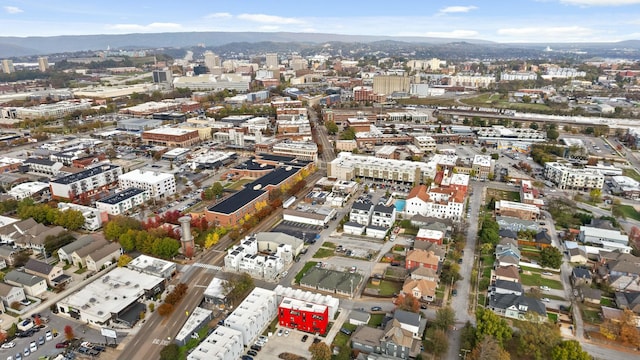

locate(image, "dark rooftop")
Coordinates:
373 204 395 214
258 153 296 163
97 188 145 205
233 160 275 172
207 187 266 214
351 202 373 211
51 164 119 185
247 166 298 189
24 158 55 166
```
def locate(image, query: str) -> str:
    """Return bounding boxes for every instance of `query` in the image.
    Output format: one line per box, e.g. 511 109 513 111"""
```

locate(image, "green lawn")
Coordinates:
366 280 402 296
74 267 88 274
548 313 558 323
486 188 521 202
368 314 385 327
295 262 318 283
478 294 486 307
600 297 615 307
582 308 603 324
323 241 337 248
623 168 640 182
615 204 640 221
520 273 564 289
313 248 335 258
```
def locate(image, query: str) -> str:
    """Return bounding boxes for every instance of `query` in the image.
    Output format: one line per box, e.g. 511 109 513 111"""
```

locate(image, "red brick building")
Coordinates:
278 297 329 334
405 249 440 271
141 128 200 147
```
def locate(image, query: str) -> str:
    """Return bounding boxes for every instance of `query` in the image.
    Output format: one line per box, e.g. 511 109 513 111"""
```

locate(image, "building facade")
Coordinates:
95 188 150 216
544 162 605 190
278 297 329 334
49 164 122 201
118 169 176 200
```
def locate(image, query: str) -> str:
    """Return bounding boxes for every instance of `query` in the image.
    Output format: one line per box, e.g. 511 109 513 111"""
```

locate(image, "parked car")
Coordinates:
250 345 261 352
247 350 258 357
301 335 309 342
339 328 352 336
277 328 284 336
452 289 458 297
45 331 52 342
540 286 550 291
1 341 15 349
257 336 268 343
370 306 382 311
55 341 69 349
541 298 551 303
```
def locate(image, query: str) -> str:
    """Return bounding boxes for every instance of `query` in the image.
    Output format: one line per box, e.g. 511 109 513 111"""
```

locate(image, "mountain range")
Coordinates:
1 31 639 58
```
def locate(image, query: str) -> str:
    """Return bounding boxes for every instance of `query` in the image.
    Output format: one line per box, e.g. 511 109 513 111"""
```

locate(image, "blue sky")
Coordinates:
2 0 640 43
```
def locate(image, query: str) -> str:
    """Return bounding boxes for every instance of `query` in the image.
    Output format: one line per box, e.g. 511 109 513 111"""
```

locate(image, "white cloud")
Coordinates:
424 30 479 38
236 13 304 25
559 0 640 5
106 22 182 32
4 6 23 14
439 6 478 13
497 25 593 37
205 12 232 19
259 25 280 31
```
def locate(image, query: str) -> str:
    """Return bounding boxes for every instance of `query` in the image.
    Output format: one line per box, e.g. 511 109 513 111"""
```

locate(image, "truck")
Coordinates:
283 196 296 209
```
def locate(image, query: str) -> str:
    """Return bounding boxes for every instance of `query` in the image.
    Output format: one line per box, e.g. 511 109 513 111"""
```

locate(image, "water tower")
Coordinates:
179 215 194 256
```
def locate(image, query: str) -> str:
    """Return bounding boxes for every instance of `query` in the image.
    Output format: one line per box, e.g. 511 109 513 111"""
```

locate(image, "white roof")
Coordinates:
203 277 228 300
127 254 176 276
580 226 628 242
143 127 197 136
58 267 164 323
473 154 492 167
496 200 540 212
188 326 242 360
119 169 174 184
279 296 327 313
450 173 470 186
416 228 444 240
176 307 213 343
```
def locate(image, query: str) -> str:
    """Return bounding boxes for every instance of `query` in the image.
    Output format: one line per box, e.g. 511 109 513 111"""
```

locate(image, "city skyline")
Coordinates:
1 0 640 43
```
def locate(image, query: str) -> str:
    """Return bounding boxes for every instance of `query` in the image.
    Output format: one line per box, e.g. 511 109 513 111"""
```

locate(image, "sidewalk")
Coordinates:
323 309 350 345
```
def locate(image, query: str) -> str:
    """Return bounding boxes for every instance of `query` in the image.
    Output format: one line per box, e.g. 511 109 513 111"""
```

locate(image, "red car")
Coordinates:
55 341 69 349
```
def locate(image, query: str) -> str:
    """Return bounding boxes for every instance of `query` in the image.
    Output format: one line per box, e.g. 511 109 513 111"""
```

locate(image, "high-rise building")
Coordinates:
1 59 15 74
372 75 410 95
265 53 278 69
204 51 221 71
38 57 49 72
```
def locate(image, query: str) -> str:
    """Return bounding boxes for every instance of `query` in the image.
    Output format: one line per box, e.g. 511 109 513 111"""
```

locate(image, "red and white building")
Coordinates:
415 228 445 246
405 249 440 271
278 297 329 334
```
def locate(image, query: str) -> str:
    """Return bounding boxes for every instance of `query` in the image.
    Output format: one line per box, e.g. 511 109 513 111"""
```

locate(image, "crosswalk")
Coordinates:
152 338 172 346
192 263 222 271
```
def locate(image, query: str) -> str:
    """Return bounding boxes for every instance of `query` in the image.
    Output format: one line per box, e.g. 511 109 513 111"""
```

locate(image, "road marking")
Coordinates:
192 263 222 271
152 338 172 346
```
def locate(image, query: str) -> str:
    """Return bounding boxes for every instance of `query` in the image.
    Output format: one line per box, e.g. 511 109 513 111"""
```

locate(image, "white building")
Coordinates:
57 202 104 231
49 164 122 201
405 184 466 221
413 135 437 153
175 307 213 346
579 226 628 246
7 182 50 200
447 75 495 88
127 254 176 279
224 237 285 280
272 141 318 162
472 154 493 179
173 74 251 92
13 100 92 120
118 169 176 200
273 285 340 319
350 202 374 226
544 162 605 190
328 152 434 183
371 204 396 228
56 267 164 326
188 325 243 360
95 188 150 216
223 287 278 346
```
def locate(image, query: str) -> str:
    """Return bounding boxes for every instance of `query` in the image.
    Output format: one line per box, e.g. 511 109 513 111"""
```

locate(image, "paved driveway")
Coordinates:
256 327 313 360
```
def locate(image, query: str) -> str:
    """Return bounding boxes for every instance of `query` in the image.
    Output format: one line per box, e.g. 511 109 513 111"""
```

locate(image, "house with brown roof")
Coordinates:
381 319 419 359
492 265 520 284
405 249 440 271
351 325 384 355
410 267 438 282
402 278 437 302
0 218 66 253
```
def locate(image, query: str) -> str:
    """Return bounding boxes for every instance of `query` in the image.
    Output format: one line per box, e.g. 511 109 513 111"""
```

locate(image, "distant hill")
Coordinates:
0 31 493 57
0 31 638 58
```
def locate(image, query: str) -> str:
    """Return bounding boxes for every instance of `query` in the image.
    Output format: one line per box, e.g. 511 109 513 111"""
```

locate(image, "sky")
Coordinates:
1 0 640 43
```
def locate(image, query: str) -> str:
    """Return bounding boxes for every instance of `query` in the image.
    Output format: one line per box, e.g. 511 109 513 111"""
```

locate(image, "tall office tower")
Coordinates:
152 69 173 84
266 53 278 69
38 57 49 72
204 51 221 71
1 60 15 74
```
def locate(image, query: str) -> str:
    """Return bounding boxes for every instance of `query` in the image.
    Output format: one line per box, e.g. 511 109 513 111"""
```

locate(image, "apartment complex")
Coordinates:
49 164 122 201
95 188 150 216
278 297 329 334
118 169 176 200
328 152 434 183
543 162 605 190
472 154 493 179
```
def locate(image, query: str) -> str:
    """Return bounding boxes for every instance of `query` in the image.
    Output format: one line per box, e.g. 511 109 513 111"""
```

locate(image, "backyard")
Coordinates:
365 279 402 296
520 272 564 289
486 188 520 204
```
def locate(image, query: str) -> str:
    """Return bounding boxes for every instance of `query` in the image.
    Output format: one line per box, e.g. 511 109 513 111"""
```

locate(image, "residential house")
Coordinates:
571 267 592 286
85 242 122 271
495 239 521 260
492 266 520 284
4 270 47 297
490 279 524 296
343 221 365 236
488 293 547 322
57 234 95 264
350 202 374 226
568 247 588 264
496 254 520 268
371 204 396 228
24 258 69 287
615 291 640 314
579 286 602 305
597 253 640 292
402 278 437 302
0 245 16 268
600 306 640 327
0 218 66 253
393 309 426 340
405 249 440 271
349 310 371 326
351 325 384 355
380 319 420 359
410 267 438 282
415 228 445 246
413 241 446 259
0 282 25 310
498 229 518 240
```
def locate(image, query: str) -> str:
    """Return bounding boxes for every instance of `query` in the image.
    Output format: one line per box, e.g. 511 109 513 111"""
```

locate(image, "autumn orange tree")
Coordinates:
64 325 74 341
396 293 420 313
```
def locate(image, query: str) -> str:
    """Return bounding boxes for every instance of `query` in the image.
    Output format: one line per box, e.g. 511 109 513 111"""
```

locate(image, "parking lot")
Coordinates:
250 327 314 360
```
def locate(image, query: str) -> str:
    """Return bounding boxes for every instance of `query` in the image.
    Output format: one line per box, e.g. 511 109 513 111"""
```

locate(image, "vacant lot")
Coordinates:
520 272 563 289
486 188 520 202
615 204 640 221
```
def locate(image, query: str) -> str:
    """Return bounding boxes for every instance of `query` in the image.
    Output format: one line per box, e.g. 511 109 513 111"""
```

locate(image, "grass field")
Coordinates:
615 204 640 221
486 188 521 202
227 178 253 190
366 280 402 296
368 314 385 327
582 308 603 324
623 168 640 182
548 313 558 323
459 93 553 112
520 273 564 289
313 248 335 258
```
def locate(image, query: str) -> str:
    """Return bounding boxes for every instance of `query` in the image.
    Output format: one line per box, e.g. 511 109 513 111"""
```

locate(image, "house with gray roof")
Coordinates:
24 258 68 287
85 241 122 271
381 319 421 359
299 267 362 297
393 309 426 340
4 270 47 297
57 234 95 264
351 325 384 355
579 286 602 305
496 216 539 232
350 202 374 226
349 310 371 326
488 293 547 322
615 291 640 314
490 279 524 296
571 267 592 286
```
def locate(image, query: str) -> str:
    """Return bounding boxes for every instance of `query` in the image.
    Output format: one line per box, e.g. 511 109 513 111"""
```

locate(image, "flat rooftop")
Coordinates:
143 127 197 136
119 169 174 184
51 164 119 185
207 187 266 214
97 188 145 205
